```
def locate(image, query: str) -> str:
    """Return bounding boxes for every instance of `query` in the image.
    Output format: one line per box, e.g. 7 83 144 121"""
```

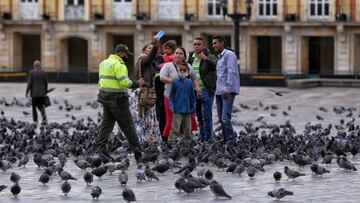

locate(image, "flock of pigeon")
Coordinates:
0 87 359 202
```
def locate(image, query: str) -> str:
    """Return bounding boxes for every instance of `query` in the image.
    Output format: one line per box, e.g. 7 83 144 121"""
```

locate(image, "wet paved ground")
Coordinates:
1 83 360 203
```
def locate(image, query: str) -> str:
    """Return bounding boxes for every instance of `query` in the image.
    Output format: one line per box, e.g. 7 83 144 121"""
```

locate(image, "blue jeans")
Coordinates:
216 94 236 143
196 89 214 142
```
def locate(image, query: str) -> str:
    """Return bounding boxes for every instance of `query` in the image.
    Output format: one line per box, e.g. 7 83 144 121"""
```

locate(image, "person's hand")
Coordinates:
197 51 207 60
152 38 160 47
223 91 229 100
169 77 177 83
137 78 145 86
195 85 202 95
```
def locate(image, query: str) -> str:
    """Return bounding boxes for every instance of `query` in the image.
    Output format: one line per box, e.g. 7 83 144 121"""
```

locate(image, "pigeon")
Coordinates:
38 173 50 185
152 163 170 174
337 156 357 171
135 165 146 183
316 115 324 120
83 171 93 185
122 187 136 202
284 166 305 180
178 178 197 194
174 177 184 192
210 180 232 199
61 181 71 196
322 155 334 165
145 165 159 181
10 172 21 184
310 164 330 176
18 155 29 167
58 168 77 181
204 169 214 181
273 171 282 183
233 164 245 176
267 89 290 96
247 166 256 179
10 183 21 197
0 160 12 171
0 185 7 192
118 170 128 186
91 166 108 179
268 188 294 200
74 159 91 171
90 186 102 200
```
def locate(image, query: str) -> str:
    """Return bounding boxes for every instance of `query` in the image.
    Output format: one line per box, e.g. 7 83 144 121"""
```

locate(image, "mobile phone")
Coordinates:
154 30 165 40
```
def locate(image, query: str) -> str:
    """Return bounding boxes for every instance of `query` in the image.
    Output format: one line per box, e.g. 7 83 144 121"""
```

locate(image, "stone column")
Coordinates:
42 22 56 72
283 25 298 74
335 25 351 74
0 23 10 71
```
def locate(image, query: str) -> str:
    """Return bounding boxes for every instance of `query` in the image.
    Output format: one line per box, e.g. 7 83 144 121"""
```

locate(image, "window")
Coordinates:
309 0 329 18
207 0 227 18
257 0 277 18
67 0 84 5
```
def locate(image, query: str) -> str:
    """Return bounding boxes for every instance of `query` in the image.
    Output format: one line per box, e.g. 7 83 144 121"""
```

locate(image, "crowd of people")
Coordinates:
26 35 240 162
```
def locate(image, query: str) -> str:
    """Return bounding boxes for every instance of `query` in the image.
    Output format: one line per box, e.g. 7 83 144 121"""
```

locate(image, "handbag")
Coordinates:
44 95 51 107
137 57 157 108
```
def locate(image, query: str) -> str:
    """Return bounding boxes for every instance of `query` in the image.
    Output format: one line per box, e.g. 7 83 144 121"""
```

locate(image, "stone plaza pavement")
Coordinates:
0 83 360 202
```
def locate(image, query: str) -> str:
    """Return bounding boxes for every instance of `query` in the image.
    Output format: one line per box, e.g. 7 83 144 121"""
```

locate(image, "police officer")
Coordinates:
97 44 144 162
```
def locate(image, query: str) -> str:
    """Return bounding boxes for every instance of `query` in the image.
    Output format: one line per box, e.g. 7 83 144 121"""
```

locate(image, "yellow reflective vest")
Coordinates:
98 54 132 92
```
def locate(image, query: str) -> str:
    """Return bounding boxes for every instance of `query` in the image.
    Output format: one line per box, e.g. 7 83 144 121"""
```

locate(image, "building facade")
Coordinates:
0 0 358 77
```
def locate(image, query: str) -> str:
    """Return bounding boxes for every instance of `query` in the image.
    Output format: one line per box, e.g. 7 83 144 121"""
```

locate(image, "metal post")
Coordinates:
233 15 240 59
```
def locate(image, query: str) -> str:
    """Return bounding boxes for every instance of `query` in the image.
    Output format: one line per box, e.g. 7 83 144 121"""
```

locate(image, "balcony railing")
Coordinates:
65 5 84 20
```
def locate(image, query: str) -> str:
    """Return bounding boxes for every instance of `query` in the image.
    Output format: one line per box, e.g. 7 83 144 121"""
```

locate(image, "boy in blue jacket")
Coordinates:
169 63 196 141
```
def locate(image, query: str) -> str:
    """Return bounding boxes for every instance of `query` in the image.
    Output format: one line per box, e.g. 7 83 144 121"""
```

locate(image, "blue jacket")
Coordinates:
169 77 196 113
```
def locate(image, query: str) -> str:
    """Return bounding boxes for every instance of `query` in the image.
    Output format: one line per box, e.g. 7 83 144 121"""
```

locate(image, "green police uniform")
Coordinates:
97 54 140 156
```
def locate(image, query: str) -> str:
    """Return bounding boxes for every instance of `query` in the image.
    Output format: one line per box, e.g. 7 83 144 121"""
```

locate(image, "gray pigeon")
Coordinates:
0 160 12 172
83 171 93 185
210 180 232 199
122 187 136 202
17 155 29 168
233 164 245 176
90 186 102 200
0 185 7 192
337 156 357 171
118 170 128 186
145 165 159 181
273 171 282 182
10 172 21 184
135 165 146 183
310 164 330 176
284 166 305 180
268 188 294 200
58 168 77 181
247 166 256 179
38 173 50 185
61 181 71 196
10 183 21 197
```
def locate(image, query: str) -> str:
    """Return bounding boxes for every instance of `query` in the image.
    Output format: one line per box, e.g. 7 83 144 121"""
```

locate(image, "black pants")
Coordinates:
154 76 166 141
32 97 46 122
98 94 140 154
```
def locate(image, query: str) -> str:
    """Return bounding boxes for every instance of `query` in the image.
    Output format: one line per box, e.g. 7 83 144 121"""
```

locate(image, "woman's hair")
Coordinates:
142 43 152 52
163 40 177 51
175 47 187 61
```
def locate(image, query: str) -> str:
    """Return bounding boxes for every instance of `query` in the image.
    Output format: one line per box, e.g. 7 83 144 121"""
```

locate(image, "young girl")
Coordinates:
159 40 176 68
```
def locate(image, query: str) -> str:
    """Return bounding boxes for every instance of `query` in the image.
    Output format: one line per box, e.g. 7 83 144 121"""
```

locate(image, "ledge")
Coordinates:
287 78 360 89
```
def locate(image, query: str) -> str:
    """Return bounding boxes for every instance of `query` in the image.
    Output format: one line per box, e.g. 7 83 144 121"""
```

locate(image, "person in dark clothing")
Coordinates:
154 50 166 140
26 60 48 123
187 37 218 142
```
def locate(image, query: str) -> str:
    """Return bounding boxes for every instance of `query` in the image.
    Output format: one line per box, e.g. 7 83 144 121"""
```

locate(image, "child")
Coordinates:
159 40 176 68
169 63 196 141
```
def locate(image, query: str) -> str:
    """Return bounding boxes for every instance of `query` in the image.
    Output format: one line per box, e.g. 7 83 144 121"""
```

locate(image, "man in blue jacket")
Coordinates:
169 63 196 141
212 35 240 143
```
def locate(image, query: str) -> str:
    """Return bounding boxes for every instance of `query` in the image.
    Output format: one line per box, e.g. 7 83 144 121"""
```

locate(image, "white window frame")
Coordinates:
207 0 227 19
257 0 278 19
309 0 330 19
